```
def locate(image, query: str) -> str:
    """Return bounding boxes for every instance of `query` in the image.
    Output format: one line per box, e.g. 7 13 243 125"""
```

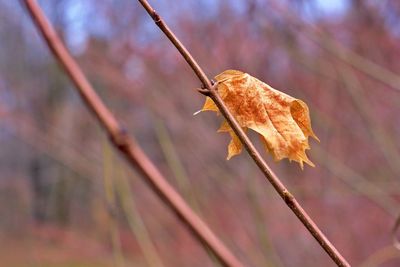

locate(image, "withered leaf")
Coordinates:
200 70 319 169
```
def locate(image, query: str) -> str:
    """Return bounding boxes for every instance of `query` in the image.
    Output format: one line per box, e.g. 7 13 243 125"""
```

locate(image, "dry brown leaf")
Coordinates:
200 70 319 169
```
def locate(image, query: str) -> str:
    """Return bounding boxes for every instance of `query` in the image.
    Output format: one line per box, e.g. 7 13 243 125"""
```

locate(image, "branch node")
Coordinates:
151 9 161 25
211 80 219 91
282 189 295 206
110 127 130 151
207 80 220 97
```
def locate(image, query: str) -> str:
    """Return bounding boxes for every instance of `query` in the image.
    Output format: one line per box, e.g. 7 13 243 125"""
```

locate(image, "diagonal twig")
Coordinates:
22 0 245 266
137 0 350 266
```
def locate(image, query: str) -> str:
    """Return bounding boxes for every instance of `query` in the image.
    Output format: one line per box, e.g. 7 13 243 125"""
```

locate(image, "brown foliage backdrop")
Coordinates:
1 1 400 266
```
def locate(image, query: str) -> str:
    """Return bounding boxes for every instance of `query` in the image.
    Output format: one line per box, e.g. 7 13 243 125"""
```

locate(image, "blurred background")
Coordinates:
1 0 400 266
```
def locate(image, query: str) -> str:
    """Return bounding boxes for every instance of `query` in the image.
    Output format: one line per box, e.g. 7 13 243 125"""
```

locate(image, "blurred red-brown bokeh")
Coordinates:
1 1 400 266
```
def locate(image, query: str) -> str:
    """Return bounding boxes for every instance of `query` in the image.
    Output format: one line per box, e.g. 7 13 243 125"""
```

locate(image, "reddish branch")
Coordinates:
22 1 245 267
137 0 350 266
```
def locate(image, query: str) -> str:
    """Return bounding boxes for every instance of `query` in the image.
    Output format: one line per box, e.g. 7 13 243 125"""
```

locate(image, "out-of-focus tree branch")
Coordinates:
22 1 244 266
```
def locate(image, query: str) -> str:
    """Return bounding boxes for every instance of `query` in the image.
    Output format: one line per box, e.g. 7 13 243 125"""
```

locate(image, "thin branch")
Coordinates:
22 1 245 267
137 1 350 266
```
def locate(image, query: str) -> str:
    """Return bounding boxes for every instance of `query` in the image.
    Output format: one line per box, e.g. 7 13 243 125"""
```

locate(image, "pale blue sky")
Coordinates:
57 0 350 53
315 0 349 16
